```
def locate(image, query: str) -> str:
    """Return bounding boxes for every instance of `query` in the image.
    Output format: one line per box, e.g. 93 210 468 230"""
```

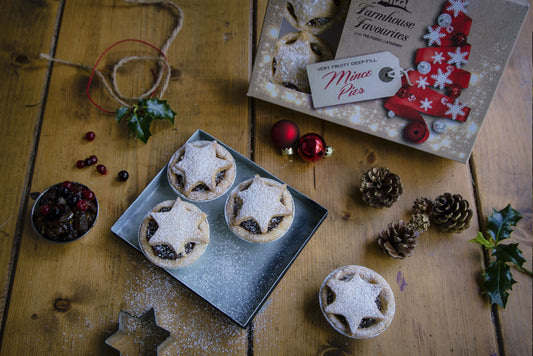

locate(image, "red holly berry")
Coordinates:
85 131 96 141
96 164 107 175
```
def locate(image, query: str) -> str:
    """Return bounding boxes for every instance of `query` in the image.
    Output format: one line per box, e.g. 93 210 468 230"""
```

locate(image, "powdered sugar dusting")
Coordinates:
171 141 233 195
234 175 292 233
122 253 249 354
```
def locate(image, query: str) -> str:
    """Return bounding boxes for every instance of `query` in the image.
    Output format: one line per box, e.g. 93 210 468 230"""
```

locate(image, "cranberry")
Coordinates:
89 155 98 165
117 170 129 182
84 158 93 167
76 160 85 169
96 164 107 175
40 204 51 216
76 199 88 211
85 131 96 141
83 190 95 200
61 181 73 190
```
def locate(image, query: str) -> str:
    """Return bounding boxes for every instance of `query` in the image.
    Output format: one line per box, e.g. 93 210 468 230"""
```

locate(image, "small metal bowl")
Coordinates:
31 181 99 244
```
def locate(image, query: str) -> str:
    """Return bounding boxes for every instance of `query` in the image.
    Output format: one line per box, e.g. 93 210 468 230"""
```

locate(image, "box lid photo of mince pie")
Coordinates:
248 0 529 163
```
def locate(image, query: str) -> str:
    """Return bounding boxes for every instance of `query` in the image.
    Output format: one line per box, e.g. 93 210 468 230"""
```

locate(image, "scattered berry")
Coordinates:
96 164 107 175
117 170 129 182
89 155 98 165
85 131 96 141
84 158 94 167
40 204 51 216
76 160 85 169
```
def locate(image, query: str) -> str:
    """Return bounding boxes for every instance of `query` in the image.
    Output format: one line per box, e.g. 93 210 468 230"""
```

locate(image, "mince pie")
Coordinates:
225 175 294 243
271 31 333 93
139 198 209 269
284 0 349 34
319 265 395 339
167 140 236 201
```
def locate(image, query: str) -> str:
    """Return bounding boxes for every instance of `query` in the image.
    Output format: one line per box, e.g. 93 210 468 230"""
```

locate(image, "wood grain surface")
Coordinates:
0 0 530 355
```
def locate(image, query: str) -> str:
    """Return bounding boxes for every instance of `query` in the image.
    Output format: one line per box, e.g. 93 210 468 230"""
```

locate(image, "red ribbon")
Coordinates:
383 0 473 144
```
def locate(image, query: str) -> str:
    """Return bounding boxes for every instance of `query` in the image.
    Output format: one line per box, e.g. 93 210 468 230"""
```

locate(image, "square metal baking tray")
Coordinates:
111 130 328 327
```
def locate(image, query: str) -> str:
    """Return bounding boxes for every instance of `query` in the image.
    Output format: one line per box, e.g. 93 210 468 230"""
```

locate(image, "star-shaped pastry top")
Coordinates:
171 141 233 195
325 274 384 335
149 198 208 254
234 175 292 234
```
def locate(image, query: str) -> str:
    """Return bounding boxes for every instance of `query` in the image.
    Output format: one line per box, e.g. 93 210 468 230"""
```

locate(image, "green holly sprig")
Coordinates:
470 204 531 308
116 98 176 143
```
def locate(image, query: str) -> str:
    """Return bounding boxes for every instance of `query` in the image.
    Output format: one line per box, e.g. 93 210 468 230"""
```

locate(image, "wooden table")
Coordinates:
1 0 531 354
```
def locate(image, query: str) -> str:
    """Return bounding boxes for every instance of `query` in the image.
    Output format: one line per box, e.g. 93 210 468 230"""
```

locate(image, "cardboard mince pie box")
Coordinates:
248 0 529 163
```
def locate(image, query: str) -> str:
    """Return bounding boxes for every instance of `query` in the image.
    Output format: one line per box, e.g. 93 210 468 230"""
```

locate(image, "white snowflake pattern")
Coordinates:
447 47 469 68
420 98 433 111
431 68 453 89
446 0 469 17
445 99 467 120
423 26 446 46
431 51 445 64
416 76 430 90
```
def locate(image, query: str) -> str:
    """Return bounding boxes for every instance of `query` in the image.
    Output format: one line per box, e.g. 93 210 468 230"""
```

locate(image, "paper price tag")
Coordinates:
306 51 402 108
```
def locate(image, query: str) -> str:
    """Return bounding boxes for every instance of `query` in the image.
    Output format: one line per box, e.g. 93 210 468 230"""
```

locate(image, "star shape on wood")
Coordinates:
149 198 208 255
324 274 384 335
105 308 171 355
234 175 292 234
171 141 233 195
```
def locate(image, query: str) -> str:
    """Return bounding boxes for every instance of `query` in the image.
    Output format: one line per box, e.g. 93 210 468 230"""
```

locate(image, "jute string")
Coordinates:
40 0 183 112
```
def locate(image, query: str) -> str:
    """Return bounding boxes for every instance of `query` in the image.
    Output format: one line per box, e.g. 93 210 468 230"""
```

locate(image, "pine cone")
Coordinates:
409 213 430 233
360 167 403 208
412 197 432 215
377 220 418 259
429 193 473 233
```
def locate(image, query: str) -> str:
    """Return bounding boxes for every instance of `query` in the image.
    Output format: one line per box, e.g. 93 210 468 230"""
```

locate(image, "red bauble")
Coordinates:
397 85 409 98
447 84 462 99
453 33 468 46
271 120 299 149
297 133 327 162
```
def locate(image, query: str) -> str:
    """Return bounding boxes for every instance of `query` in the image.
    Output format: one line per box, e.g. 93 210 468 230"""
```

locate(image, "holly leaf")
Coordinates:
486 204 522 243
114 99 176 143
116 106 130 123
143 98 176 124
469 231 495 249
483 261 516 308
128 113 152 143
492 243 526 271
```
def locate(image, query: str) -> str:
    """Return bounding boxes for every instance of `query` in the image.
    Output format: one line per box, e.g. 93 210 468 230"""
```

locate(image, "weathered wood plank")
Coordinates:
1 0 250 354
470 6 532 355
0 0 60 327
